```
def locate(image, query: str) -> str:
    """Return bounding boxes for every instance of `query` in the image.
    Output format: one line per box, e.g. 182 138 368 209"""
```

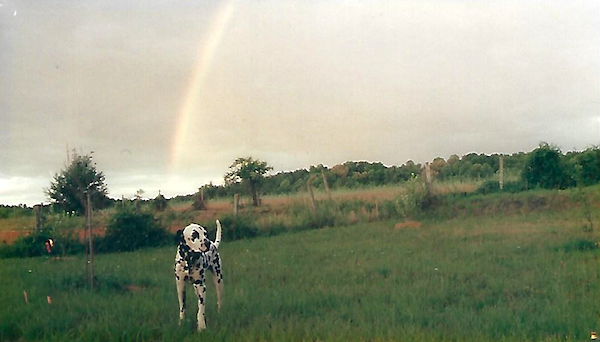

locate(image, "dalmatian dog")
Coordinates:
175 220 223 331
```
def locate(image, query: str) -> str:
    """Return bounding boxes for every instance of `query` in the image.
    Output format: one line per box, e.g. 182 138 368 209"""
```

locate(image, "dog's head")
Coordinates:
181 223 212 253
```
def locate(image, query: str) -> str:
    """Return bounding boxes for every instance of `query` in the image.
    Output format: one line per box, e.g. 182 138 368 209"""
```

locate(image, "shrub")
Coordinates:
153 192 168 212
0 213 86 259
0 229 53 258
560 239 598 252
396 177 428 219
522 143 574 189
100 209 170 252
477 180 527 194
218 214 260 241
44 214 86 256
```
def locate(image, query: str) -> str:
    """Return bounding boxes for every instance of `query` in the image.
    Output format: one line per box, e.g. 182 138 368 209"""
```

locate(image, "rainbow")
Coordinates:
170 1 236 173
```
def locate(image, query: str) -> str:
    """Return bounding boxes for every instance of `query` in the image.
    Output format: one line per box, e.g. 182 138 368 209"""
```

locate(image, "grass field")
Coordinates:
0 181 478 244
2 200 600 341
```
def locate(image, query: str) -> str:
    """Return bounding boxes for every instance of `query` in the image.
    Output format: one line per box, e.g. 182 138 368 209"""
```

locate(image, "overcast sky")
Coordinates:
1 0 599 206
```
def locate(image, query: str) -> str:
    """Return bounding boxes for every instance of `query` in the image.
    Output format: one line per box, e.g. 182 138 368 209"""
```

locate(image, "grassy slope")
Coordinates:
1 204 599 341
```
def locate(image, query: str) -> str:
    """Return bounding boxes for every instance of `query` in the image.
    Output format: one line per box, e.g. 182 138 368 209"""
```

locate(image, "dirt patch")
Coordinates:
0 230 28 244
74 227 106 241
124 285 146 292
394 221 422 229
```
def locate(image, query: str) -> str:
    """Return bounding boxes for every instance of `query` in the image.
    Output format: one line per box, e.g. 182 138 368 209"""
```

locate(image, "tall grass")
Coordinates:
2 205 599 341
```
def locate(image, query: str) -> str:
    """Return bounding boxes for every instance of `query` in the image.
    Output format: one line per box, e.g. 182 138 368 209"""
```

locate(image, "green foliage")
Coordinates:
573 146 600 186
43 214 86 256
0 213 86 259
100 209 169 252
476 180 527 194
2 212 600 341
0 205 33 219
224 157 273 184
395 177 428 219
217 214 260 240
153 192 168 212
559 238 598 252
167 146 600 203
0 229 53 258
46 152 111 215
225 157 273 206
523 143 574 189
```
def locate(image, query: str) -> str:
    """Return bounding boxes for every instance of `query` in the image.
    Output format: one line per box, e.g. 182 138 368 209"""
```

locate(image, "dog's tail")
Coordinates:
214 220 222 249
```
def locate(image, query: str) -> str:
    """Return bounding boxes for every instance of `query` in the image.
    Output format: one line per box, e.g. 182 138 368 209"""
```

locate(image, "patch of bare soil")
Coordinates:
0 230 26 244
394 221 422 229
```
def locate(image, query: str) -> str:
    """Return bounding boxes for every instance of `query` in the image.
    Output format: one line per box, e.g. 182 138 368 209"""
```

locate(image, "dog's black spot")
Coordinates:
191 230 200 241
199 297 204 305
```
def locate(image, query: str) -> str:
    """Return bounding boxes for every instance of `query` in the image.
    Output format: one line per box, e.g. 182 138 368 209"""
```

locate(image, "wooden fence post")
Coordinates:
321 169 333 201
307 180 317 218
425 162 432 194
33 204 42 231
233 194 239 216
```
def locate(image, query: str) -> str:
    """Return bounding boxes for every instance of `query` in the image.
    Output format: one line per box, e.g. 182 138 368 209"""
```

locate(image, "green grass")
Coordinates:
2 205 600 341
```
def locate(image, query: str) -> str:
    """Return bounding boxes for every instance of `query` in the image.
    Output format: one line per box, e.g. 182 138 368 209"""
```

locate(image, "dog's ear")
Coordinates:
175 229 184 244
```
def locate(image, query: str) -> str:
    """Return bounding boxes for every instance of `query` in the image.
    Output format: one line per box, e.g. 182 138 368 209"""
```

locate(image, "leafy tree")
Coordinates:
225 157 273 206
278 179 292 194
574 147 600 186
522 143 573 189
46 152 109 215
153 191 168 212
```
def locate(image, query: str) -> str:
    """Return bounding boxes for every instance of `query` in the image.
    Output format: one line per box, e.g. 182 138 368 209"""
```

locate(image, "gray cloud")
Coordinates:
1 0 599 205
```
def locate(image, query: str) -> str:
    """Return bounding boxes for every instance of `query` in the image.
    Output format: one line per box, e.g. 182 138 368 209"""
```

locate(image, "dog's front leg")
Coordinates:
193 281 207 331
176 277 186 323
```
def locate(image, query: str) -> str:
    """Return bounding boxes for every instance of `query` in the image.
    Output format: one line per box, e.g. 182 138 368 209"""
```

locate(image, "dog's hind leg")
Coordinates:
176 277 186 323
212 272 223 312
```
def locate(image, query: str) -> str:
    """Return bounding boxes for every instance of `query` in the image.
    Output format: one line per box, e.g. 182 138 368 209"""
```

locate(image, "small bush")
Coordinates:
100 209 170 252
477 180 527 194
44 214 86 256
218 214 260 241
560 239 598 253
153 193 168 212
396 177 429 219
0 229 53 258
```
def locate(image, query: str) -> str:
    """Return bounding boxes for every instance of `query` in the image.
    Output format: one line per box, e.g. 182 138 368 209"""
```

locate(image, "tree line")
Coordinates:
177 143 599 203
3 143 600 214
